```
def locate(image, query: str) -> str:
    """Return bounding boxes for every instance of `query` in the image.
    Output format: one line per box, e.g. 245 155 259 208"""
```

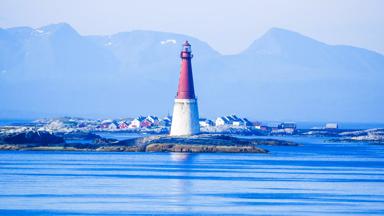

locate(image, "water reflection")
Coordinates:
1 138 384 215
169 153 196 211
170 152 193 162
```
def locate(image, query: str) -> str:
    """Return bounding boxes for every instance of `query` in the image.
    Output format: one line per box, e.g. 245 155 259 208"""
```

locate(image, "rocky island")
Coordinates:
327 128 384 145
97 134 298 153
0 127 298 153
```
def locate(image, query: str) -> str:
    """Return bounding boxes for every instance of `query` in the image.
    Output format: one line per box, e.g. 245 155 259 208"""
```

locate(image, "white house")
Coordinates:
199 118 214 127
215 117 230 126
108 122 119 130
232 120 243 126
231 116 243 126
129 116 146 128
216 115 252 126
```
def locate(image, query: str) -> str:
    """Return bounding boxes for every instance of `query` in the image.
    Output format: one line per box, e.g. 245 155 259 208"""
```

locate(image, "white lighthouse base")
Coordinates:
170 99 200 136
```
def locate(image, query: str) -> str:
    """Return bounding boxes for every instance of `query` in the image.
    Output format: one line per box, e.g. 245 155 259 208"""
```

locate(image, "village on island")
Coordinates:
30 114 336 135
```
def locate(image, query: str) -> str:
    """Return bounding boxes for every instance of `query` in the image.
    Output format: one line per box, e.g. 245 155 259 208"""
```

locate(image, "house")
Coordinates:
253 121 270 131
232 116 243 126
227 115 252 127
216 115 253 127
100 119 113 129
129 116 146 128
269 122 297 134
218 115 238 125
241 118 253 126
281 122 297 134
199 118 214 127
325 123 338 130
146 116 160 126
253 121 262 129
278 122 297 129
215 117 230 126
226 115 235 122
108 121 119 130
160 116 172 127
118 121 129 129
141 119 153 128
227 115 240 124
268 123 280 132
232 120 243 126
259 125 270 131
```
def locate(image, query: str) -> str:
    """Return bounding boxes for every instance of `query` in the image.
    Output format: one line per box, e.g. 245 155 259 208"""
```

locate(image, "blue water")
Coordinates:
0 119 34 126
1 136 384 215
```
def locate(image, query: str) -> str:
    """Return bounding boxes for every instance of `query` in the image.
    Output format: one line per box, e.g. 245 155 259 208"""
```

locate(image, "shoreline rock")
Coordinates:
0 131 64 145
145 143 267 153
0 134 298 153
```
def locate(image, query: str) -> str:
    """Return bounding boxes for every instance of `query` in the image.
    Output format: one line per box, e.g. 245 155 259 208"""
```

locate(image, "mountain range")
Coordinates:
0 23 383 122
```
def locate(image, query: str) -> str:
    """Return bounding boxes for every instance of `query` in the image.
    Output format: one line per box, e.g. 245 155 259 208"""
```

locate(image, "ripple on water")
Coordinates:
0 136 384 215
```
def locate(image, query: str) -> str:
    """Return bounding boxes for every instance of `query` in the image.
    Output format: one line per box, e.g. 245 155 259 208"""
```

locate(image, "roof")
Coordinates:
183 40 190 46
162 117 172 122
134 116 146 121
230 115 240 121
217 117 230 123
146 115 159 121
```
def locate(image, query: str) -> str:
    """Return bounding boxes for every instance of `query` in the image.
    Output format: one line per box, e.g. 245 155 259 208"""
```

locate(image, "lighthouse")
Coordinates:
170 41 200 136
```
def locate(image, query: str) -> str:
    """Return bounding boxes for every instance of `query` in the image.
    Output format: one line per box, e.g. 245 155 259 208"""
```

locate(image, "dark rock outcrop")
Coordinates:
56 131 101 140
93 137 118 145
0 131 64 145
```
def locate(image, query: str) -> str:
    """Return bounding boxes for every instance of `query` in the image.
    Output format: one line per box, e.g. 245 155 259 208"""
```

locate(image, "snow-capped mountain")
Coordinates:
0 23 383 122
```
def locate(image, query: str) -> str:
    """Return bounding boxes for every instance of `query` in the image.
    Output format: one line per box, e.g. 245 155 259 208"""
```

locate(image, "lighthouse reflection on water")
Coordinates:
169 152 196 211
170 152 192 162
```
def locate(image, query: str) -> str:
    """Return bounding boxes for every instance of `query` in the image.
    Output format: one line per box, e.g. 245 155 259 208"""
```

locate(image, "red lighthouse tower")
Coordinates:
176 41 196 99
170 41 200 136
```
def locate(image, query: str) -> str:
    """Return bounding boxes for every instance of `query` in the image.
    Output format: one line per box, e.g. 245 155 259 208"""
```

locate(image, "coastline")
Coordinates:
0 134 299 153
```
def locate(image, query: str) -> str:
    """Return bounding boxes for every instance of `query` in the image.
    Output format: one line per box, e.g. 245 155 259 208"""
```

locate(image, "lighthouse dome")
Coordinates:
182 40 192 52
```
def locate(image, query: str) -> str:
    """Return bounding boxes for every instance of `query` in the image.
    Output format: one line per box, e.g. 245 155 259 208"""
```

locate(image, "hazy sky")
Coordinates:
1 0 383 54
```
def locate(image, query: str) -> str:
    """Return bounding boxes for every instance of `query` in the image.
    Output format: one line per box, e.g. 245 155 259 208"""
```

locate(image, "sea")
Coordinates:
0 120 384 215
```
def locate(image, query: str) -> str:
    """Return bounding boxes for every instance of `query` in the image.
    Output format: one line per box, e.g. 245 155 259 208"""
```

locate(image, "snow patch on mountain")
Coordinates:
160 39 177 45
34 28 52 37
